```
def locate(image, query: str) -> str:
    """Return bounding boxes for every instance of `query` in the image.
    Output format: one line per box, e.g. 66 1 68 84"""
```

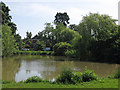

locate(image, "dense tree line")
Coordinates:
0 2 22 57
1 2 120 63
38 12 119 63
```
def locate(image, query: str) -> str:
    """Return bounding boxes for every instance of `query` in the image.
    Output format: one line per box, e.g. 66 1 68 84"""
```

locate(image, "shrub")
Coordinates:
24 76 43 83
56 67 74 84
53 42 72 56
72 72 83 84
56 67 98 84
114 68 120 79
82 67 98 82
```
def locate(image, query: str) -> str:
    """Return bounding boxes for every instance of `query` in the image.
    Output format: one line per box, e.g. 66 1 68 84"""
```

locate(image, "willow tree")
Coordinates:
76 13 118 60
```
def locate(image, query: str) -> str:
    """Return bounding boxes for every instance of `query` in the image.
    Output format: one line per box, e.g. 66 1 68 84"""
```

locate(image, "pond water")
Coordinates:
2 55 120 82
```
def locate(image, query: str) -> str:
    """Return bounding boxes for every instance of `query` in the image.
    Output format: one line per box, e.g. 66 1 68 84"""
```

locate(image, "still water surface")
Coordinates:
2 55 120 82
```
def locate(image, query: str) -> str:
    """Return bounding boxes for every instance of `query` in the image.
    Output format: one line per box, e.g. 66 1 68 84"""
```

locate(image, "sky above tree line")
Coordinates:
3 0 119 38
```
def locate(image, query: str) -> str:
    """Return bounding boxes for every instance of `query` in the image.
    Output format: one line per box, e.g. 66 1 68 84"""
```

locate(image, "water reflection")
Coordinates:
2 55 120 82
15 59 57 82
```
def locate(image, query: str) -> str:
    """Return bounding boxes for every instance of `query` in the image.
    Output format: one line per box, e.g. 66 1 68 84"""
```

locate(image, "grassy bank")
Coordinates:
2 67 120 88
13 51 52 55
2 78 119 88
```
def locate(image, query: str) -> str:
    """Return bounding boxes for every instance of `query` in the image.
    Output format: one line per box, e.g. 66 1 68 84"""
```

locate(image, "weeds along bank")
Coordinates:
2 67 120 88
13 51 52 55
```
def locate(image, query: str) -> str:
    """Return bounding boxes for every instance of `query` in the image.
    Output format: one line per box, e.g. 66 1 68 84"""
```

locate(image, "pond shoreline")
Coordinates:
9 50 120 64
2 55 120 82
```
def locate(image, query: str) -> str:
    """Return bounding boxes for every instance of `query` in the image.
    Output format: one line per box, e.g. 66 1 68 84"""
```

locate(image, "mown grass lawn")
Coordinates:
2 78 119 88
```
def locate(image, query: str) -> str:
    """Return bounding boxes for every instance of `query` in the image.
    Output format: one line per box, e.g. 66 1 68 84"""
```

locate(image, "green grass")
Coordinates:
2 78 118 88
2 67 119 88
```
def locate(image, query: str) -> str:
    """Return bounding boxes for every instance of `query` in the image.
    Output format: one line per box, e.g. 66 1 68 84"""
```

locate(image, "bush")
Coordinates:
72 72 83 84
24 76 43 83
56 67 98 84
56 67 74 84
53 42 72 56
82 67 98 82
2 80 12 84
114 68 120 79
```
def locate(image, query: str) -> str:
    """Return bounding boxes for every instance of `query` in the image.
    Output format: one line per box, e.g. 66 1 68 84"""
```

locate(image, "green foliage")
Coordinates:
78 13 118 41
2 80 12 84
69 24 78 31
58 28 80 43
56 67 74 84
113 68 120 79
72 72 83 84
24 76 43 83
25 40 31 48
56 67 98 84
82 67 98 82
72 35 89 59
42 23 54 47
65 49 76 58
53 42 72 56
54 12 70 26
14 34 22 50
0 2 17 35
71 13 119 61
2 25 16 57
35 41 45 51
14 51 51 55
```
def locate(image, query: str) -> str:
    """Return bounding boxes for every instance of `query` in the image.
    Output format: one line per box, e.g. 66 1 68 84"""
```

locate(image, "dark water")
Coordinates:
2 55 120 82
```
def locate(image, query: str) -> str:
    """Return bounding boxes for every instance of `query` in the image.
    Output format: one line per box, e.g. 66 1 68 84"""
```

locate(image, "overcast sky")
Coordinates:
2 0 119 38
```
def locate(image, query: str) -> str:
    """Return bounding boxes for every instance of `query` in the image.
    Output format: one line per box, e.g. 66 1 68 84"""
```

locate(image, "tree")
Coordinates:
69 24 78 31
26 31 32 39
53 42 72 56
38 31 43 40
42 23 54 39
14 34 22 50
57 28 80 43
78 13 118 41
54 12 70 26
0 2 11 25
75 13 118 61
2 25 15 56
36 41 45 51
0 2 17 35
42 23 54 47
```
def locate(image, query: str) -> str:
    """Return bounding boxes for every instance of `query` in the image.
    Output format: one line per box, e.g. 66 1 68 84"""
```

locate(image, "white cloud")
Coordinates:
4 0 119 38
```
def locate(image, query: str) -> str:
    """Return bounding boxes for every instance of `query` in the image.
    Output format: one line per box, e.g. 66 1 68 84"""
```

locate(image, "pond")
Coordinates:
2 55 120 82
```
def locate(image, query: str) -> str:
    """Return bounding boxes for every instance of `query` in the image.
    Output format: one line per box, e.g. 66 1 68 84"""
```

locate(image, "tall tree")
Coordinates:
54 12 70 26
78 13 118 41
69 24 78 31
0 2 17 35
26 31 32 39
75 13 118 60
42 23 54 47
1 25 15 56
14 34 22 49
